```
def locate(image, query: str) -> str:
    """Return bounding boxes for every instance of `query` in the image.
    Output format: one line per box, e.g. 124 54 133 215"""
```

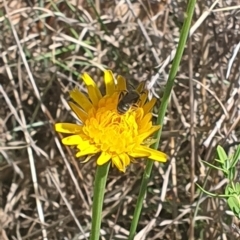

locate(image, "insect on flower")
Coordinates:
117 84 147 115
55 71 168 172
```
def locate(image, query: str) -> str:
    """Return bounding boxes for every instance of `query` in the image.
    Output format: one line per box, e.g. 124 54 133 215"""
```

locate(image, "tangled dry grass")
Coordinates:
0 0 240 239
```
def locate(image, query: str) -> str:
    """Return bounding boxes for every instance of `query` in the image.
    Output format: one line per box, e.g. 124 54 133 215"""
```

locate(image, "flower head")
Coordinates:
55 70 167 172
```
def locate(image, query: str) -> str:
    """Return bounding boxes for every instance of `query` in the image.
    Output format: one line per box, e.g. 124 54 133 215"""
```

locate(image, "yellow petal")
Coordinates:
138 125 160 140
112 155 125 172
134 146 168 162
76 146 99 157
119 153 131 169
69 88 92 112
55 123 83 134
116 75 127 92
142 137 157 147
97 151 111 165
136 82 145 93
129 147 151 158
104 70 115 95
135 108 144 120
62 135 83 145
68 102 88 122
77 140 92 151
82 72 102 106
139 91 148 106
143 98 157 114
141 112 152 128
81 155 95 163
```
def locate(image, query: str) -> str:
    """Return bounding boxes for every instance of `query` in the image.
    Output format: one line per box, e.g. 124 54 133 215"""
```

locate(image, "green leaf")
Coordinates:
224 159 230 171
217 145 228 162
228 167 236 181
230 145 240 168
235 182 240 193
228 195 240 215
225 185 234 194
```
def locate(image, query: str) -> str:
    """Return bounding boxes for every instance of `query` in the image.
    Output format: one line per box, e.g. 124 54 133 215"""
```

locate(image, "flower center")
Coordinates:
82 93 141 155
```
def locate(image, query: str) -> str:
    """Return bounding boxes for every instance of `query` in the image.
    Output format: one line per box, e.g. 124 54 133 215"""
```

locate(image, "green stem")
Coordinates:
128 1 196 239
90 162 110 240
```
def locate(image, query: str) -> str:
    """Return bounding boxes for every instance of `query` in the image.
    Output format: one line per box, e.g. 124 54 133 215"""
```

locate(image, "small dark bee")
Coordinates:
117 90 142 114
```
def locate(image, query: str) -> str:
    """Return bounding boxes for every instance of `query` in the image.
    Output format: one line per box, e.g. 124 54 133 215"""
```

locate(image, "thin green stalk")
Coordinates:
128 1 197 239
90 162 110 240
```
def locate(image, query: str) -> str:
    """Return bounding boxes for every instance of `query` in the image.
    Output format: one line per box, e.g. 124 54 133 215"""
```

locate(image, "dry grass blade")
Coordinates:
0 0 240 239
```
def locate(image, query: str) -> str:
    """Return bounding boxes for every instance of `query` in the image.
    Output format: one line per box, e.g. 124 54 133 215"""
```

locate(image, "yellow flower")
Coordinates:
55 70 167 172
